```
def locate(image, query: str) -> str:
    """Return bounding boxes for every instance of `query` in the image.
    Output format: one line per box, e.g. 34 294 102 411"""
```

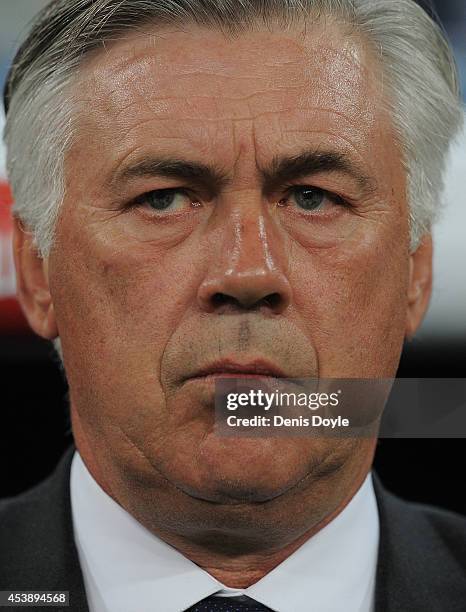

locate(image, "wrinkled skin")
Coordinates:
14 20 432 585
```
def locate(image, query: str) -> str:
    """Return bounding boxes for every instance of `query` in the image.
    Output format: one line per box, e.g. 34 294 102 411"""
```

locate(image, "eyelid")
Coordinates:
281 184 351 207
133 186 187 202
130 186 201 209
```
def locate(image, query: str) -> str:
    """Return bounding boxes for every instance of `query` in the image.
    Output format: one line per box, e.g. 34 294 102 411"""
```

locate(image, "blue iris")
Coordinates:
293 187 325 211
145 189 178 210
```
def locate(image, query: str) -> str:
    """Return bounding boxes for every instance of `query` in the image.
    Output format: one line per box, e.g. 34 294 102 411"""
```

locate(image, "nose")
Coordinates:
197 205 292 315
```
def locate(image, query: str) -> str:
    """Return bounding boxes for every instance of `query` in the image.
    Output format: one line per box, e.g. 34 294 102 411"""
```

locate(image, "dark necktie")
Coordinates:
185 595 274 611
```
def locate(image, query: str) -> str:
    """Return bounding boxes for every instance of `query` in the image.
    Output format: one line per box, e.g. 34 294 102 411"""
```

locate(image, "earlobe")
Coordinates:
405 234 433 339
12 217 59 340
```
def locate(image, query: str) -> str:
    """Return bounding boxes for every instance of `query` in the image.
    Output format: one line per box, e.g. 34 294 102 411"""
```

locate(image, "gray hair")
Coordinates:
3 0 464 256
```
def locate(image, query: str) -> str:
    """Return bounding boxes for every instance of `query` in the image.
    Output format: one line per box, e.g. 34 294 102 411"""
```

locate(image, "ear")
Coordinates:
405 234 433 339
12 217 58 340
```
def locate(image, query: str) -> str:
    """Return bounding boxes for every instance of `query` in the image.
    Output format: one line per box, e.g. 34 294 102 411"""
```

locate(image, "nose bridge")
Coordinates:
198 191 292 313
225 196 280 277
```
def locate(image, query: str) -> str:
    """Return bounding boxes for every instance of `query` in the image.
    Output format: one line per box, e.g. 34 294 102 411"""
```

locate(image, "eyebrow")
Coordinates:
110 149 375 197
111 158 230 198
263 150 375 195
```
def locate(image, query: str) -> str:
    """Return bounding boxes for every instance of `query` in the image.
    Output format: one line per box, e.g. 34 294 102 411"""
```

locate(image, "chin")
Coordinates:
177 475 299 505
169 451 318 506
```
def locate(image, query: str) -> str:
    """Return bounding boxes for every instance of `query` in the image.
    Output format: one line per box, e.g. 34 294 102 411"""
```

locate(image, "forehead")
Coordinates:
71 21 391 177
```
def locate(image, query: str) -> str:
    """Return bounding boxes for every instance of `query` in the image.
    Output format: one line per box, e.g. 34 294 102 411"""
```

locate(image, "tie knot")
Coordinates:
185 594 274 611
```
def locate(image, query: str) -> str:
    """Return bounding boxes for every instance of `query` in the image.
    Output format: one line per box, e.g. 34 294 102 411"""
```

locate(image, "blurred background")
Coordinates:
0 1 465 510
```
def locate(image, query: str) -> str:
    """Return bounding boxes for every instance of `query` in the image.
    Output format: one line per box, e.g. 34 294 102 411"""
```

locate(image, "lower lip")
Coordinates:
187 373 282 382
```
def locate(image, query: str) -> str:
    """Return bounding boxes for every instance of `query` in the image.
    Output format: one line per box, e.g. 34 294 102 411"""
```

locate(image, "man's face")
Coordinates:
20 21 426 516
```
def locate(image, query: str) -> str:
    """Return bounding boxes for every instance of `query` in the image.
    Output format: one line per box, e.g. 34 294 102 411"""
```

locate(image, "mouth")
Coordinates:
184 359 287 383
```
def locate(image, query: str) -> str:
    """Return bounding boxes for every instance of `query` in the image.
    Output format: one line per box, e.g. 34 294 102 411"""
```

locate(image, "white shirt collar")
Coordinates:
70 451 379 612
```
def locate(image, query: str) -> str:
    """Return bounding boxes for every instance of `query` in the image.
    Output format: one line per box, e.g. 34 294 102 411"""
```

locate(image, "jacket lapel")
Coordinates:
0 444 89 612
373 473 466 612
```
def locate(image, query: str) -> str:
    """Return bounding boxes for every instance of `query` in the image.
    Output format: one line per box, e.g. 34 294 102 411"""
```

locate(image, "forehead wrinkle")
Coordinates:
89 91 369 130
83 66 374 130
281 108 375 140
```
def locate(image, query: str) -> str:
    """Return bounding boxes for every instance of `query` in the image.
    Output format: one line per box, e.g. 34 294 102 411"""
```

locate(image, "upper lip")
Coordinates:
187 358 287 380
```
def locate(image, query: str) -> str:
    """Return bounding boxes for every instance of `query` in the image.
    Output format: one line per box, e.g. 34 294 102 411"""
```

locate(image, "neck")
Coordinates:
137 467 371 588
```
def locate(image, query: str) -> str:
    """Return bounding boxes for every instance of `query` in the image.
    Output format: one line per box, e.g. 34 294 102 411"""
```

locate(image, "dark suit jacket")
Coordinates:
1 445 466 612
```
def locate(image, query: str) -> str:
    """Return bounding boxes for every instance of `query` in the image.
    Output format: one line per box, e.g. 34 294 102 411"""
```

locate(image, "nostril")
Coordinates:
210 291 284 312
261 293 282 309
211 292 238 308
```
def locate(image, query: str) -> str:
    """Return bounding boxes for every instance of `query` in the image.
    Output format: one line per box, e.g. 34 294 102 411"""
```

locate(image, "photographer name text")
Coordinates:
226 415 350 428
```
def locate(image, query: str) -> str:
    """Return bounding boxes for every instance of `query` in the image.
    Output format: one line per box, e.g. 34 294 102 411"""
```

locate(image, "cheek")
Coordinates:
48 213 205 398
292 220 410 377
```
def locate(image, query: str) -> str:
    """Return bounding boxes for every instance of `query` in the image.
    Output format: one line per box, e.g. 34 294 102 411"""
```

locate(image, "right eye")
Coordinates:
132 188 201 213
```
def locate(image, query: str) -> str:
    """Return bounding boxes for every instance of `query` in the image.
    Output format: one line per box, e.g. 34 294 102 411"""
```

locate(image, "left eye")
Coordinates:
280 186 343 213
133 188 197 212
